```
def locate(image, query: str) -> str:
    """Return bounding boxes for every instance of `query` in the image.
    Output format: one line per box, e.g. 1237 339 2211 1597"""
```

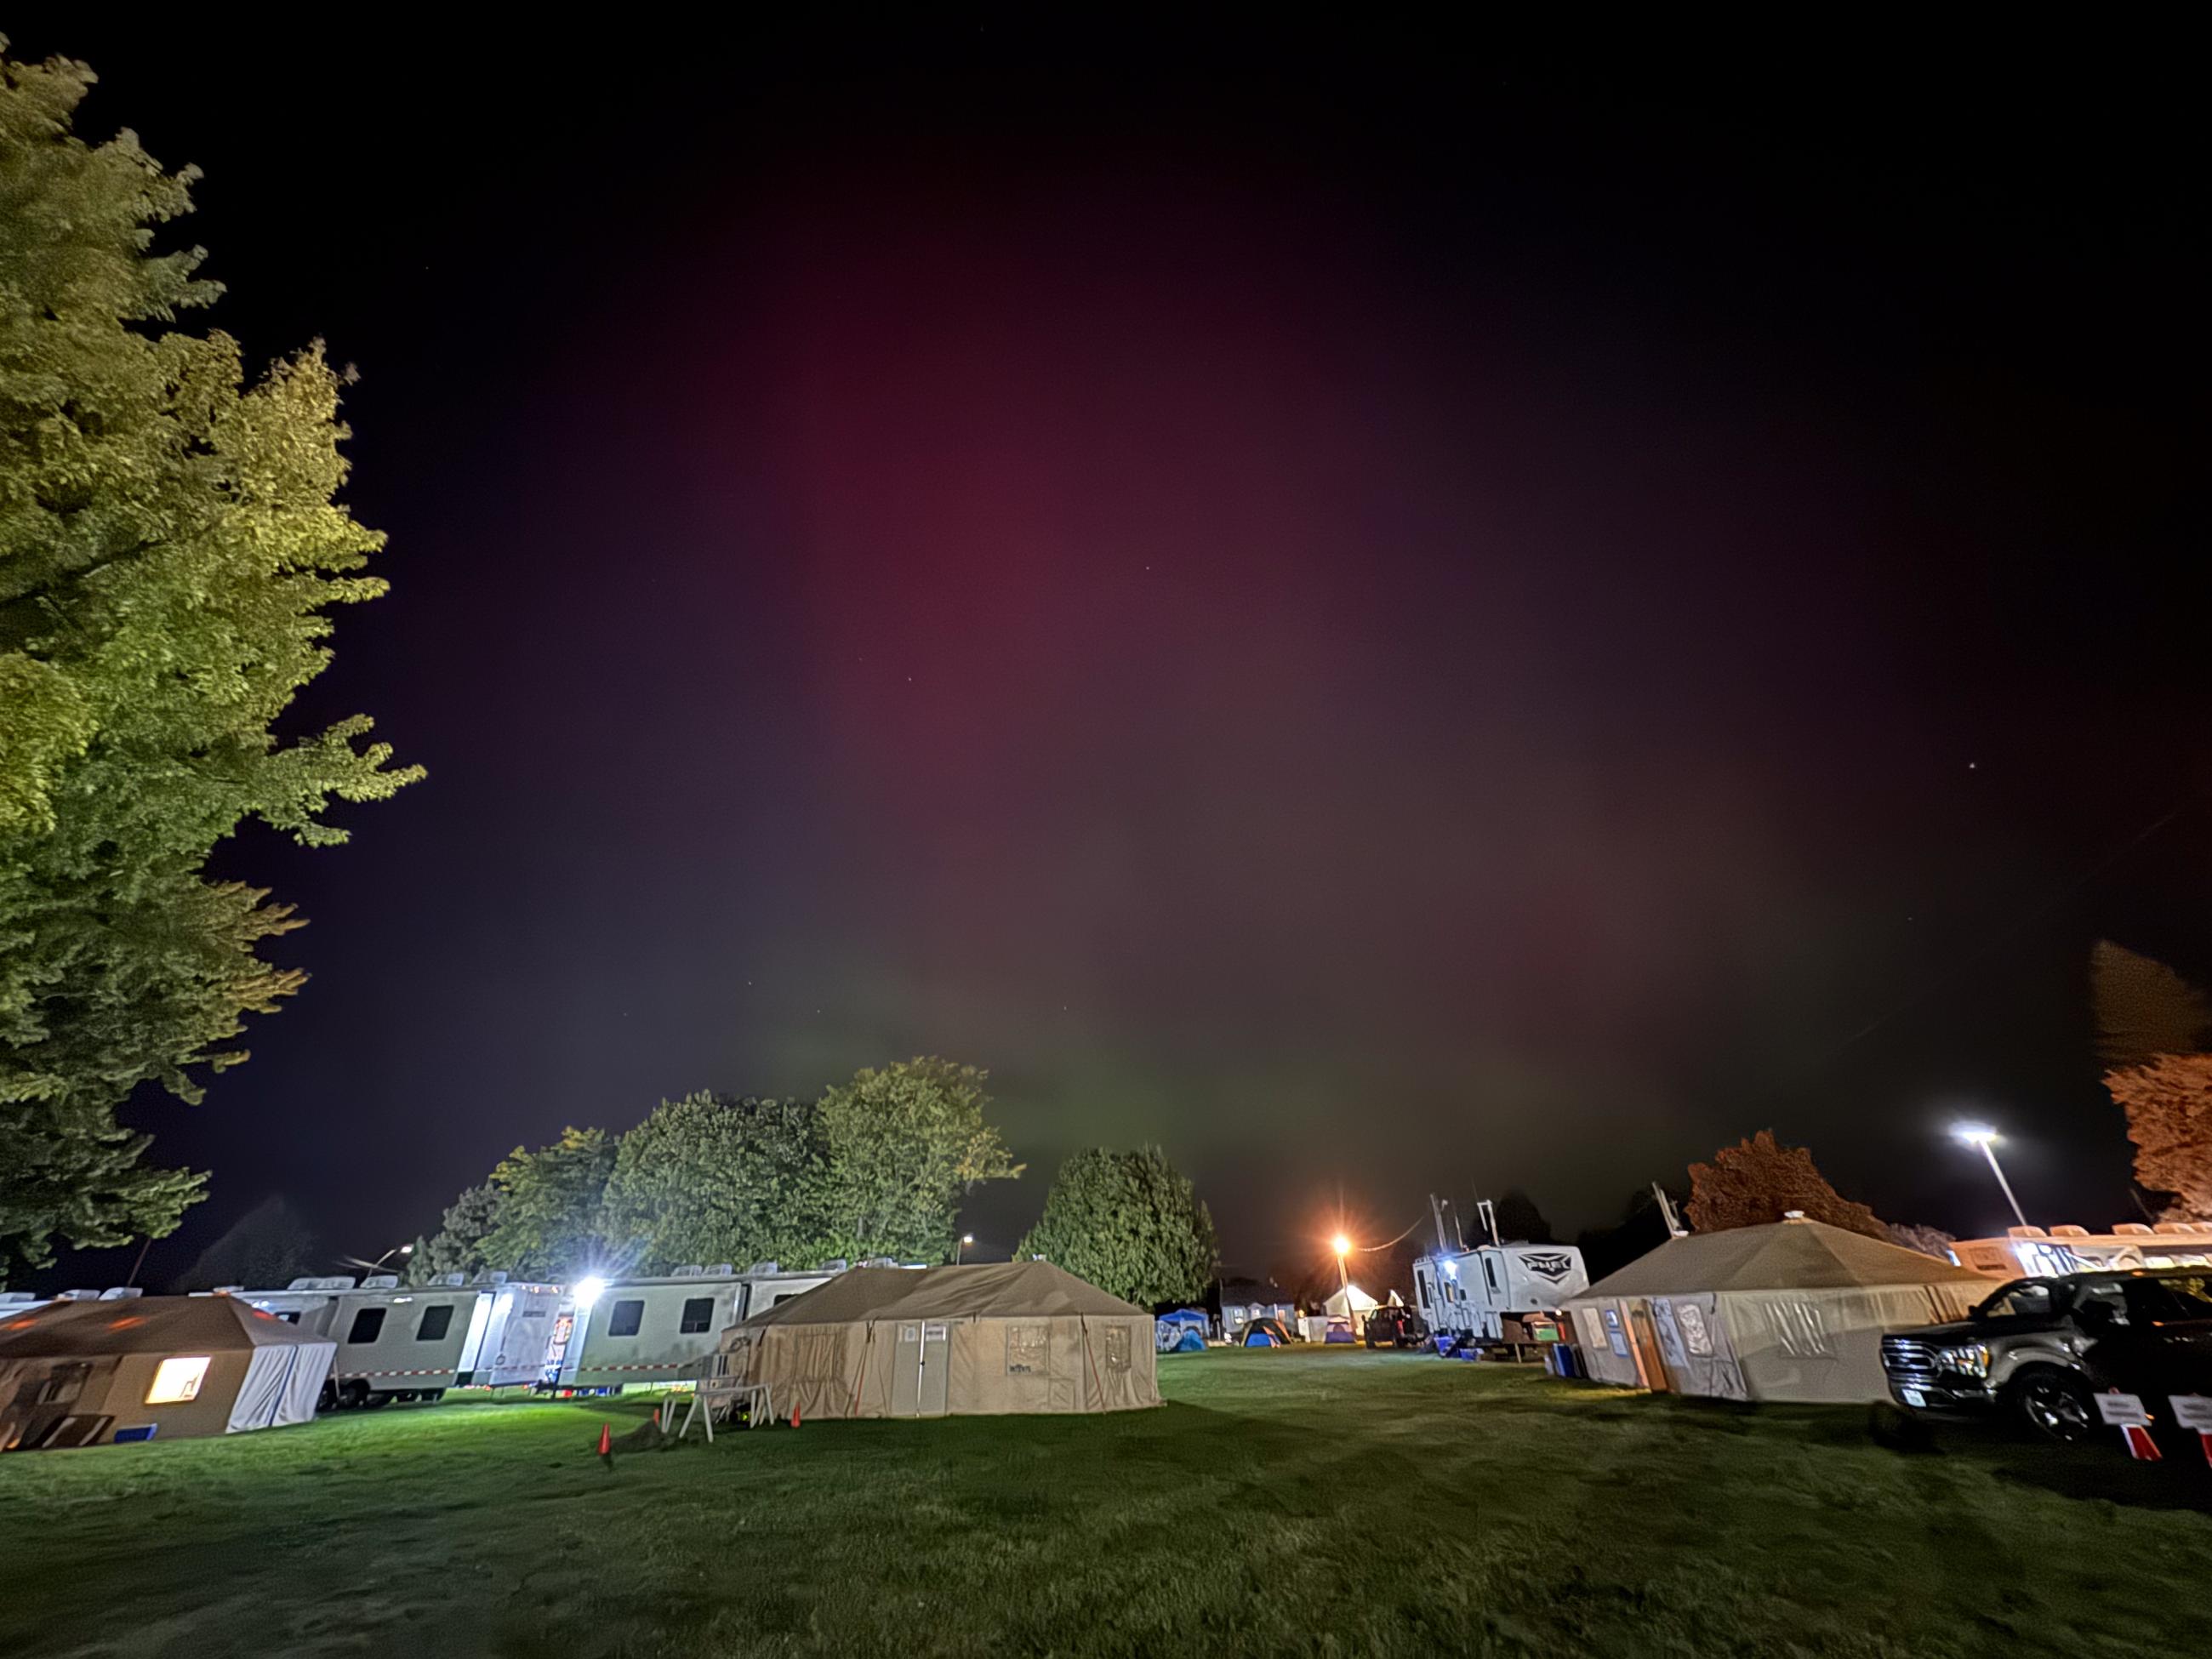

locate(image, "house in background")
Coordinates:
1213 1276 1297 1341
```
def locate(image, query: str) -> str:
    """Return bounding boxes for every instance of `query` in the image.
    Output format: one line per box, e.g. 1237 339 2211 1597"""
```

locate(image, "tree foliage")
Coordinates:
1685 1131 1886 1239
2105 1054 2212 1223
599 1092 834 1274
2090 940 2211 1070
408 1180 504 1284
475 1128 615 1281
1017 1145 1217 1306
0 53 418 1280
1885 1222 1957 1263
819 1058 1022 1263
177 1194 318 1290
1491 1189 1555 1245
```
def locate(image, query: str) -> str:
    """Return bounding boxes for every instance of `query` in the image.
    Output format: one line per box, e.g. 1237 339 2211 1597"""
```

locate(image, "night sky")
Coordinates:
19 20 2209 1288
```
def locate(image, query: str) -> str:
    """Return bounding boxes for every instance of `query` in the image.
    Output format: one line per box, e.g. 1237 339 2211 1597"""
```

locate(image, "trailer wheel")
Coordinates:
423 1388 446 1403
362 1390 392 1410
338 1379 369 1410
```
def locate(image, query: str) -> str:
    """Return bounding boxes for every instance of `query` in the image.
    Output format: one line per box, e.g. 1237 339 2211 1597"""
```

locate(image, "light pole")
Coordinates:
366 1241 414 1275
956 1233 974 1265
1331 1232 1352 1304
1953 1124 2028 1230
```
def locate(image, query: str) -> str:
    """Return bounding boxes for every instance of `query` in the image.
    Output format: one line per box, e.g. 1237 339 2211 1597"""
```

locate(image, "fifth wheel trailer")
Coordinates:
234 1274 562 1405
551 1263 848 1392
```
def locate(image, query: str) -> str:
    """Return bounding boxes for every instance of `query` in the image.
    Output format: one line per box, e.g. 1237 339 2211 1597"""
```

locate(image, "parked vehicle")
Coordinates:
1413 1243 1588 1346
550 1262 850 1392
1881 1268 2212 1443
1363 1306 1429 1348
234 1274 563 1406
1950 1222 2212 1280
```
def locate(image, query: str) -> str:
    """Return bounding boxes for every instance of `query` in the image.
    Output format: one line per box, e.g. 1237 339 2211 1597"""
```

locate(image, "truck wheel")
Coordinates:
2005 1367 2095 1444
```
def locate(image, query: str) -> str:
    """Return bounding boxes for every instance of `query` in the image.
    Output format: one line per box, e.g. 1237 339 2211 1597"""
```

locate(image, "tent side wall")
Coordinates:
1716 1283 1984 1404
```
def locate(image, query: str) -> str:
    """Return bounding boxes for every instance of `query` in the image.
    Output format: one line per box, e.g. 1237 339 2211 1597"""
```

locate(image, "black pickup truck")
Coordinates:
1880 1268 2212 1443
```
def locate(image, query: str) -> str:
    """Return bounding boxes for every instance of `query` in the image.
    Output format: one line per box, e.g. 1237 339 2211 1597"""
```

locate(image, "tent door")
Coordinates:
890 1322 951 1417
1628 1304 1673 1391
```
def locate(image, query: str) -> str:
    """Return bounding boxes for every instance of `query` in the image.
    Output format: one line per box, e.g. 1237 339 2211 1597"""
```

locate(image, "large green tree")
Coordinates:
600 1092 835 1273
819 1058 1022 1263
475 1128 615 1281
0 53 418 1280
1018 1144 1217 1306
407 1180 505 1284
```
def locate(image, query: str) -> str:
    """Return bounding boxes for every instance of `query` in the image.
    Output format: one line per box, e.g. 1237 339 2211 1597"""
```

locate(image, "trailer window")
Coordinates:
346 1308 386 1343
607 1299 645 1337
416 1305 455 1342
679 1297 715 1334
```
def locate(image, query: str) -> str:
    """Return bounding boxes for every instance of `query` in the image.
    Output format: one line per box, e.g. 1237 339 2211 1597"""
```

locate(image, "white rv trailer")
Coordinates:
1950 1222 2212 1280
237 1273 562 1405
553 1262 848 1392
1413 1243 1590 1343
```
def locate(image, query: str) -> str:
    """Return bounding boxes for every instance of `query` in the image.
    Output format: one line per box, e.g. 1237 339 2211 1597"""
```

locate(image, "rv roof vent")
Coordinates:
0 1291 34 1305
2005 1226 2049 1239
820 1259 847 1273
744 1261 779 1276
362 1274 401 1290
861 1256 898 1268
707 1264 733 1277
59 1289 101 1301
480 1270 508 1286
435 1273 466 1288
2114 1223 2154 1235
2152 1222 2196 1234
214 1285 244 1294
1782 1210 1807 1221
287 1277 322 1291
2050 1225 2090 1237
98 1286 144 1300
673 1265 703 1277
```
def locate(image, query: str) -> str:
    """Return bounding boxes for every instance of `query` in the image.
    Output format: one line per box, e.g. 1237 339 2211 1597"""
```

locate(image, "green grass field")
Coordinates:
3 1348 2207 1658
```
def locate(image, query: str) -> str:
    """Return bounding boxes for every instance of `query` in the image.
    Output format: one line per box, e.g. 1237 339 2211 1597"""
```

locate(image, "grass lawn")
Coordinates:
3 1348 2208 1658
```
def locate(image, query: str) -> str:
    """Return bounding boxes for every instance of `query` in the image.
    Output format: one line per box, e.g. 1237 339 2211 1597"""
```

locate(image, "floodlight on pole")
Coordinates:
957 1234 974 1265
1330 1233 1352 1302
1952 1123 2028 1230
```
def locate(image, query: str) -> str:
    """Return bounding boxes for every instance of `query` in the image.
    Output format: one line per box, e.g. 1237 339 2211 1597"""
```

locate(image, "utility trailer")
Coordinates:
551 1262 850 1393
235 1274 562 1406
1413 1242 1588 1351
1950 1221 2212 1280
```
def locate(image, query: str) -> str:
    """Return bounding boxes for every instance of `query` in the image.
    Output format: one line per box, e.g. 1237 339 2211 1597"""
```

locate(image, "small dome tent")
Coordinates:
1564 1217 1987 1404
0 1295 334 1450
716 1261 1159 1419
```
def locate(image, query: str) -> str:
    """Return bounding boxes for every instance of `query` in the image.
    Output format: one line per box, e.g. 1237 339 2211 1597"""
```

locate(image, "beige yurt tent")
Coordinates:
1323 1283 1379 1322
0 1295 335 1451
717 1262 1159 1419
1564 1217 1988 1404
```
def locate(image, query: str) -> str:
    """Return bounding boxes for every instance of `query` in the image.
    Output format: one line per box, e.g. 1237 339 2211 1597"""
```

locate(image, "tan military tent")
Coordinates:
0 1295 334 1451
717 1261 1159 1418
1564 1217 1988 1404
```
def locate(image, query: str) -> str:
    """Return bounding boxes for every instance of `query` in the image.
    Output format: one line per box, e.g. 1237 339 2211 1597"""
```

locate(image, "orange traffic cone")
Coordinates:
789 1405 801 1428
597 1421 613 1462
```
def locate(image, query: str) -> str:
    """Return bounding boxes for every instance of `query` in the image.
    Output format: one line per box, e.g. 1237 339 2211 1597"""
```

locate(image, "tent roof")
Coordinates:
0 1294 313 1357
1324 1284 1379 1314
1572 1218 1987 1299
737 1262 1146 1327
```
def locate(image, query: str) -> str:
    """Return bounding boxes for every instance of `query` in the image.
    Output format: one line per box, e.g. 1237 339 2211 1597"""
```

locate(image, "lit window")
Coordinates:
146 1357 210 1405
679 1297 715 1335
607 1299 645 1337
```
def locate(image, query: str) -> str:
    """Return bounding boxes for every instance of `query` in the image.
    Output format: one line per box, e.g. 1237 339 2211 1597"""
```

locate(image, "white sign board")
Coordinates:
2094 1392 2151 1428
2168 1394 2212 1434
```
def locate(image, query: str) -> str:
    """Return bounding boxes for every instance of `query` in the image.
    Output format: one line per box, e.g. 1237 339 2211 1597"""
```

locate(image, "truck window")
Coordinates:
416 1304 454 1342
1973 1282 2052 1320
679 1297 715 1334
346 1308 385 1343
607 1299 645 1337
2129 1276 2212 1323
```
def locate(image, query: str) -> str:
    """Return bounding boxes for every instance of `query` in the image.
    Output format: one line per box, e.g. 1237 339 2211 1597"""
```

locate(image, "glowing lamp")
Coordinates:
1331 1234 1351 1257
1952 1124 1998 1147
574 1275 607 1308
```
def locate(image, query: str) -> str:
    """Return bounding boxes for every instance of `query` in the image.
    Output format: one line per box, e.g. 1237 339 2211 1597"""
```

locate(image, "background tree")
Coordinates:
176 1194 319 1289
406 1180 504 1284
2091 941 2212 1220
0 54 418 1281
600 1092 834 1273
1685 1131 1886 1239
1885 1222 1958 1263
475 1128 614 1280
1017 1145 1217 1306
819 1058 1021 1262
2104 1055 2212 1223
1491 1188 1555 1244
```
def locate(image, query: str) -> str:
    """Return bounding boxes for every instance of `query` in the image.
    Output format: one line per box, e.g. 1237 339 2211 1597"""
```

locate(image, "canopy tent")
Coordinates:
1564 1218 1988 1404
0 1296 334 1451
718 1262 1160 1419
1323 1284 1379 1320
